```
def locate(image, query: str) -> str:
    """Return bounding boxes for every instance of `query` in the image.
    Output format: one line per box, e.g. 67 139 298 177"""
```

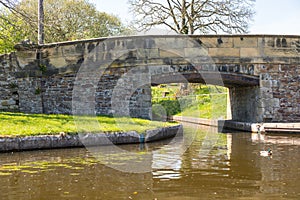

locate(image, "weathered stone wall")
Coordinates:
259 64 300 122
255 37 300 122
0 35 299 122
42 74 75 114
229 86 261 122
200 35 300 122
8 41 153 118
0 53 19 111
18 77 43 113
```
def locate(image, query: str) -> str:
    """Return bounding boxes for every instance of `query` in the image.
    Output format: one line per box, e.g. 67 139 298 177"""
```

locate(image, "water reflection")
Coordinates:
152 137 183 180
252 132 300 145
251 132 300 197
0 123 299 199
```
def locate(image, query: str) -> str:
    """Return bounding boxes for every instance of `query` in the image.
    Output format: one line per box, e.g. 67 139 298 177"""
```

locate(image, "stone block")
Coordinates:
79 132 140 146
137 48 160 59
7 99 16 105
1 100 9 106
51 135 83 148
110 132 140 144
263 47 298 58
199 37 234 48
49 57 68 68
110 49 132 60
259 37 275 48
145 125 182 142
208 48 240 57
15 50 36 69
260 80 273 88
0 138 19 152
240 48 260 57
184 47 209 58
19 136 52 150
233 37 258 48
159 49 183 58
163 37 191 49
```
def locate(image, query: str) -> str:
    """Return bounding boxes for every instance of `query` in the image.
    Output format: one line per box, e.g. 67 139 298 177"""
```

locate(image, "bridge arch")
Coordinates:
6 34 300 122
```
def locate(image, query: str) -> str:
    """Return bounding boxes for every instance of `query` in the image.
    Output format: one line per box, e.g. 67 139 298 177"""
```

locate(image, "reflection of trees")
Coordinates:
230 133 261 180
181 123 229 171
251 133 300 196
151 126 262 199
254 134 300 196
0 148 154 199
152 123 230 173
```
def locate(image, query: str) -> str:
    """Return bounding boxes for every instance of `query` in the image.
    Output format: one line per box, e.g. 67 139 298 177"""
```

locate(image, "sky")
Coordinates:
91 0 300 35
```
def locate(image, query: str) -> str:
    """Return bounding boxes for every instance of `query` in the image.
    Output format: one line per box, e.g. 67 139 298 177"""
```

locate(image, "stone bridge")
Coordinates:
0 35 299 122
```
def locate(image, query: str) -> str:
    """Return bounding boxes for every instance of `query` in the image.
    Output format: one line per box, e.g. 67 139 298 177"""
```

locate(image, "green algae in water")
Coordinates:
0 155 100 177
0 165 22 171
21 170 39 174
0 172 13 176
70 173 80 176
65 166 84 170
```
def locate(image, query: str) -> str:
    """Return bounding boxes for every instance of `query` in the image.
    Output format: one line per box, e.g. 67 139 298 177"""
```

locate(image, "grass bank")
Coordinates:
177 93 227 119
0 112 177 137
152 84 228 119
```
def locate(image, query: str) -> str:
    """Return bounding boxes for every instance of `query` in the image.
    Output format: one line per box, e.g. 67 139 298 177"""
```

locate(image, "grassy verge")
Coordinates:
177 94 227 119
0 112 177 137
152 84 228 119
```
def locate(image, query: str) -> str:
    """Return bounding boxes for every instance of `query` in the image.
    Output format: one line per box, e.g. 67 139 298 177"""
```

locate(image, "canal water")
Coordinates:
0 123 299 200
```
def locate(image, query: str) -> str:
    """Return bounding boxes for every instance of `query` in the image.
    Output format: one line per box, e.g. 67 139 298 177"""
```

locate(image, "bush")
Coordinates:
152 100 181 117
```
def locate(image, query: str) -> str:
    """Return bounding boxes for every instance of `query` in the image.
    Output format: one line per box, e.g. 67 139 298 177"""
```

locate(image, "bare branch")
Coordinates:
167 0 181 32
129 0 256 34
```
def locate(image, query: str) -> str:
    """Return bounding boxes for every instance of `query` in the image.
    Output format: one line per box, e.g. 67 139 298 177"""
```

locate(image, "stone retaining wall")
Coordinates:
0 53 19 111
0 125 182 153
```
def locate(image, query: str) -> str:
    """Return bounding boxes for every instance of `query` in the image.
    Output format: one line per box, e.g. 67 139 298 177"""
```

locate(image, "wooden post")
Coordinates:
38 0 44 45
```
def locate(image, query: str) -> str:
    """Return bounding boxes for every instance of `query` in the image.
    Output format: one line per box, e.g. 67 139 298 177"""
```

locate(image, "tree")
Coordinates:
129 0 255 34
0 0 30 23
0 1 20 15
0 0 130 54
0 7 25 53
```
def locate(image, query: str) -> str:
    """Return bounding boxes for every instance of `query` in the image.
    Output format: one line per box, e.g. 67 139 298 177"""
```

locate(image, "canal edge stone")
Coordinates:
0 124 182 152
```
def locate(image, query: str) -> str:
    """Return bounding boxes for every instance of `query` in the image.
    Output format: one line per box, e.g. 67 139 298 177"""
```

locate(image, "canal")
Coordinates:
0 123 299 199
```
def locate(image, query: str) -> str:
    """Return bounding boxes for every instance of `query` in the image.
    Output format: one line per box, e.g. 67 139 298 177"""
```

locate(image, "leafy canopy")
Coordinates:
0 0 130 54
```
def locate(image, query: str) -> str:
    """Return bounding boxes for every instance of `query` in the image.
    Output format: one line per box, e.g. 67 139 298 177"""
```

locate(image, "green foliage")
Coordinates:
0 112 177 136
151 85 178 102
8 82 18 89
0 9 25 54
152 100 181 117
178 94 227 119
39 64 47 73
34 87 41 95
0 0 131 54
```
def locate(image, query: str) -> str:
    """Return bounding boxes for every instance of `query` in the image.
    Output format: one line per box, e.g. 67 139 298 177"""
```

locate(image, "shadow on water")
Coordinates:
0 122 299 199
